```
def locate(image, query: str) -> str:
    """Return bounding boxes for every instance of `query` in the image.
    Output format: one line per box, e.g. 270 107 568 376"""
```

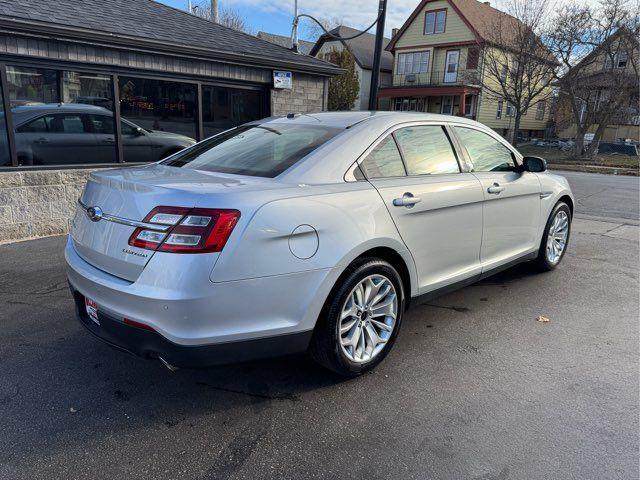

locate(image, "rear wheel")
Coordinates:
309 258 405 377
533 202 571 271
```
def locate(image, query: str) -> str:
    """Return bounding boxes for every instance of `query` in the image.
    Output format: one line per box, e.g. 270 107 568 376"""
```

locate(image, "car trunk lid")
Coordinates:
70 164 279 282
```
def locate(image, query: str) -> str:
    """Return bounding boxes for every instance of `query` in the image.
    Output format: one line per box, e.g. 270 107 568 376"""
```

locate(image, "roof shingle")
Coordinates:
0 0 339 73
310 26 393 72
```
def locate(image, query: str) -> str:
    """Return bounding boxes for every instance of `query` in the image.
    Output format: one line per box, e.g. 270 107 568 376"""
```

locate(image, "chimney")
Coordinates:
483 1 490 4
392 28 399 38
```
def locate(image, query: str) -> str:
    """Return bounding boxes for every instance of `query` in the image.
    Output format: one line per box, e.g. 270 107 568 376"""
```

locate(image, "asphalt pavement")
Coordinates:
554 170 639 223
0 172 638 480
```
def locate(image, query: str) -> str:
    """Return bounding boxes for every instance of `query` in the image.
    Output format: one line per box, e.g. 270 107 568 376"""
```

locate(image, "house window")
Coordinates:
441 96 454 115
617 51 628 68
424 10 446 35
466 48 479 70
464 94 475 117
505 102 515 117
496 100 503 119
604 51 629 69
397 51 430 75
500 64 508 81
535 100 546 121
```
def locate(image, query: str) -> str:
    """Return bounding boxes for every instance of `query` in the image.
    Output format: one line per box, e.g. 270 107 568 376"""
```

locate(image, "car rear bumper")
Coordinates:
65 236 337 366
70 286 313 368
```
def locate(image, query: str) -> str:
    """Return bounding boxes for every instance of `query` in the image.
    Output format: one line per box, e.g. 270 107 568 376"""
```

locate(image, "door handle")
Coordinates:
34 137 49 144
487 183 505 194
393 193 421 207
101 138 115 144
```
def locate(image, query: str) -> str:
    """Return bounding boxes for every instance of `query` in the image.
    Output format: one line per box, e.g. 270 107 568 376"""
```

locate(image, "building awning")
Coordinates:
378 86 480 98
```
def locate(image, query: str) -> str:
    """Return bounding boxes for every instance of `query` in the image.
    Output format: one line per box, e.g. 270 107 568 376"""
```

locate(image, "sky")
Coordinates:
157 0 444 40
156 0 599 42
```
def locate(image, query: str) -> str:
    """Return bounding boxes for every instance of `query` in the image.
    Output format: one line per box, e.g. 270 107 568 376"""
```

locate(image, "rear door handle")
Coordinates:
393 193 421 207
487 183 505 194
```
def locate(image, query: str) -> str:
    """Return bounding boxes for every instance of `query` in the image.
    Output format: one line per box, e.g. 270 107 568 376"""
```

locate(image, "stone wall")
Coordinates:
0 169 93 243
271 73 328 115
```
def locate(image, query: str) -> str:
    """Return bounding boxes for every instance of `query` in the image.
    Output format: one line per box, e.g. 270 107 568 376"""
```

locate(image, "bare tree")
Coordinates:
547 0 639 157
479 0 557 145
301 16 343 42
191 1 252 34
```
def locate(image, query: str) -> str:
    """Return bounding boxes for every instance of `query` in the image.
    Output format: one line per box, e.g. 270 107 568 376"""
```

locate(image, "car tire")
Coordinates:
533 201 572 271
309 258 405 377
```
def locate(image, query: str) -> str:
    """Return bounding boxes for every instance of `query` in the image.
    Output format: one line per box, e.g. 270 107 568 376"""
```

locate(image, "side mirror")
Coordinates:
522 156 547 173
134 127 145 136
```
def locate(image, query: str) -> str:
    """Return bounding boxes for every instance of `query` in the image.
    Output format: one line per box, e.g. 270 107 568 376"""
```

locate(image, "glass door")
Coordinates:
444 51 460 83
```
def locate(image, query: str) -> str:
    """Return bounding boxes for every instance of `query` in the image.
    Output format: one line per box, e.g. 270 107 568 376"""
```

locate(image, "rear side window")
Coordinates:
393 125 460 175
162 124 341 177
454 127 515 172
359 135 406 178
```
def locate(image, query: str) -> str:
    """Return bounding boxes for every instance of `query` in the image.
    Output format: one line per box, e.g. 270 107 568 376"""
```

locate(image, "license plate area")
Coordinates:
85 297 100 326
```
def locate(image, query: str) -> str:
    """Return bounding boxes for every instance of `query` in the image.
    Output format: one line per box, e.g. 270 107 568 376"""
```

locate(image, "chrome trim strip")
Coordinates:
77 199 171 232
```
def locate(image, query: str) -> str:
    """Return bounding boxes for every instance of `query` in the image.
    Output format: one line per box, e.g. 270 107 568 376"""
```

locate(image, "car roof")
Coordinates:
10 103 112 123
256 111 482 130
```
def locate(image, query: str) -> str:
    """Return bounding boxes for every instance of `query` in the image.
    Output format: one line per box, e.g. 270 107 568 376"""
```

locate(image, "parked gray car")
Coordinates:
66 111 574 376
3 103 195 166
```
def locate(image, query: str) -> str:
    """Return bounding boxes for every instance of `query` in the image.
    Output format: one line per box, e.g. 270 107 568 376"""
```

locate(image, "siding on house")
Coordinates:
394 0 475 49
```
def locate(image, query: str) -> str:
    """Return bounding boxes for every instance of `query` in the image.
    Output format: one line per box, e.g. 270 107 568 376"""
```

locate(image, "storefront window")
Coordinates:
6 66 58 106
0 81 11 166
119 77 197 162
202 85 265 138
64 71 117 163
62 72 113 110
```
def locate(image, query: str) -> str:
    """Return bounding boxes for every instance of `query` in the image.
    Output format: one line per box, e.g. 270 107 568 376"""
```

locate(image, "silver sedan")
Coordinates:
66 112 573 376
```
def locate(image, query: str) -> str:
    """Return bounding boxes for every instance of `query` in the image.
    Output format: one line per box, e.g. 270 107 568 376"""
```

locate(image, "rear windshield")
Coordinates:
161 124 342 177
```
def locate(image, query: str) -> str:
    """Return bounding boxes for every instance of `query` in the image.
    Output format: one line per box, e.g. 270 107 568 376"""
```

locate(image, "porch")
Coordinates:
377 85 480 119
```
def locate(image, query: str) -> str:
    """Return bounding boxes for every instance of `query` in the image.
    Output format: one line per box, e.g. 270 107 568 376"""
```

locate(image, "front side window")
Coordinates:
394 125 459 175
359 135 406 178
162 124 341 178
89 115 115 134
454 127 515 172
425 10 446 34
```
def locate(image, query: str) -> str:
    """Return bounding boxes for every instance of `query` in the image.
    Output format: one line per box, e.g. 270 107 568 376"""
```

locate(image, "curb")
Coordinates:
548 163 638 176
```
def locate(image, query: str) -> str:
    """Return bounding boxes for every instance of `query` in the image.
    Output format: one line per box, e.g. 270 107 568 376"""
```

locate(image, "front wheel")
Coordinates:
309 258 405 377
533 201 572 271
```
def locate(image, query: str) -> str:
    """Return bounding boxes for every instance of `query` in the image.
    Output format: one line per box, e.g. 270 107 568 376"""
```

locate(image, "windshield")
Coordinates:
161 124 342 177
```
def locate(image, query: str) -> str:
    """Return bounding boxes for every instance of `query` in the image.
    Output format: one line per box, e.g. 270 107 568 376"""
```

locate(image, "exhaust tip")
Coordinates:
158 356 179 372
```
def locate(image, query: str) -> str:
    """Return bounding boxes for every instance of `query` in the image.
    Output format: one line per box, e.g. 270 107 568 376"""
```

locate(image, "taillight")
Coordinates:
128 206 240 254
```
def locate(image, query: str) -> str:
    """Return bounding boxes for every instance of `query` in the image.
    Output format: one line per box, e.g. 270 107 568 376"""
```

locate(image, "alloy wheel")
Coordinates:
338 274 398 364
546 210 569 264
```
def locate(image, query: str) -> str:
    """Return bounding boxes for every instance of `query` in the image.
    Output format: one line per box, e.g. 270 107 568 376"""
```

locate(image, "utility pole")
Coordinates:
368 0 387 111
292 0 299 53
211 0 218 22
